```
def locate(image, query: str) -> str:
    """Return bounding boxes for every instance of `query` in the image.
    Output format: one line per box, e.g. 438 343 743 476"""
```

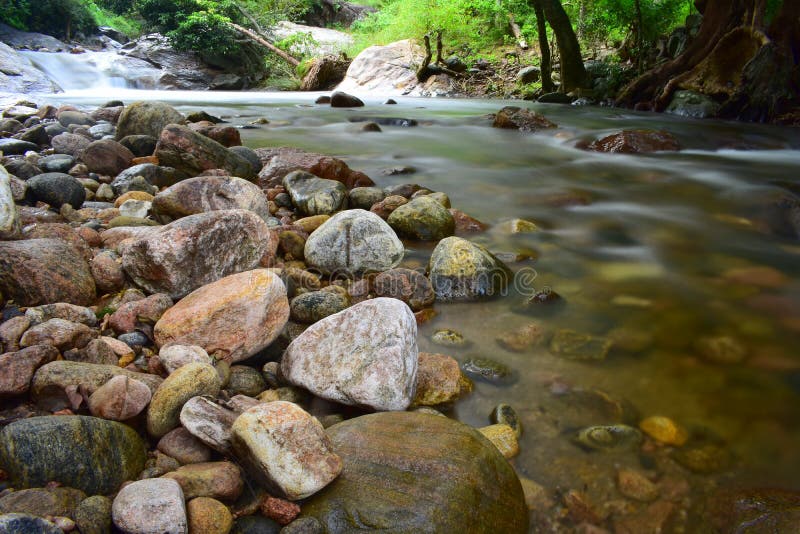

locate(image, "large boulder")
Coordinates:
154 270 289 363
120 210 272 298
156 124 256 181
0 42 60 93
255 147 374 189
231 402 342 500
304 209 404 276
153 175 270 221
281 297 418 411
301 411 528 533
335 39 455 97
116 101 185 140
0 416 147 495
0 239 95 307
428 237 511 301
300 55 350 91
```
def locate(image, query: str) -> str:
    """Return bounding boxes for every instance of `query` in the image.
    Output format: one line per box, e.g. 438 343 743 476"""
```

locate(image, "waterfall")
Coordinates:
21 50 162 92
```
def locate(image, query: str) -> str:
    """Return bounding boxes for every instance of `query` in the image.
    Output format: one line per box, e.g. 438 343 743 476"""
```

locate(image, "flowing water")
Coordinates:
16 59 800 529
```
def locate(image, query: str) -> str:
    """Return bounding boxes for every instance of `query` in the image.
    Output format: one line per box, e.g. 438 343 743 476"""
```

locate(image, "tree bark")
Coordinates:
228 23 300 67
532 0 554 92
537 0 588 92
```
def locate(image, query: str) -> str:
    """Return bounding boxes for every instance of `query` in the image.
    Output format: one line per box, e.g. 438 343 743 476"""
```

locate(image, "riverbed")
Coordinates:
16 85 800 529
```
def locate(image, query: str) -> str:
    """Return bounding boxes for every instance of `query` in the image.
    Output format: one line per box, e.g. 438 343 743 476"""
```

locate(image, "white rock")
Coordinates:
112 478 187 534
118 199 152 219
0 165 20 239
231 401 342 500
281 297 418 411
158 345 213 375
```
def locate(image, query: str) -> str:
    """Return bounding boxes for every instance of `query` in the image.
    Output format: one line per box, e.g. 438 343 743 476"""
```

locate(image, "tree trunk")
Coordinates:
228 23 300 67
634 0 644 74
532 0 554 92
537 0 588 92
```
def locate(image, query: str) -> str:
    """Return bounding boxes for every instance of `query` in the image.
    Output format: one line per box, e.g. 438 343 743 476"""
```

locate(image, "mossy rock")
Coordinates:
0 416 146 495
301 411 528 533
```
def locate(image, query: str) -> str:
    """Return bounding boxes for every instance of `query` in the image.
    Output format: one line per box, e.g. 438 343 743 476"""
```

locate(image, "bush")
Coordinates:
0 0 30 30
26 0 97 39
167 10 240 53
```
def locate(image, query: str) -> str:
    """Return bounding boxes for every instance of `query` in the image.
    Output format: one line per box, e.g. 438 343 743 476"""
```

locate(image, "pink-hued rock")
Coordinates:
187 122 242 147
154 269 289 363
100 226 157 251
120 210 272 299
255 146 374 189
161 461 243 501
152 175 270 221
109 293 173 334
0 345 59 397
81 139 134 176
22 223 93 262
91 250 126 295
179 396 238 454
584 130 681 153
157 427 212 464
20 318 97 351
158 345 212 375
88 375 152 421
0 239 96 307
231 401 342 500
0 316 31 353
281 297 418 411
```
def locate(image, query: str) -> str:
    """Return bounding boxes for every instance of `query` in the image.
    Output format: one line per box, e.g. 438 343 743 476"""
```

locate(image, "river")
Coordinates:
15 56 800 529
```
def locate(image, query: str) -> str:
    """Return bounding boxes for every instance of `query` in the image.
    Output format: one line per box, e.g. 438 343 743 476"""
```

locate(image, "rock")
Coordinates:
255 146 374 189
461 356 516 385
25 303 96 327
301 412 528 532
613 501 675 534
58 110 94 128
21 223 93 262
387 196 455 241
450 208 488 234
348 186 385 209
31 360 162 412
112 163 175 194
0 165 20 239
158 427 212 464
373 268 435 311
90 250 126 294
671 442 731 473
0 415 146 494
431 328 469 348
413 352 471 406
153 175 270 221
0 41 60 93
37 154 75 173
666 90 721 118
479 424 519 459
155 124 255 180
0 138 37 155
496 322 545 352
517 65 540 83
550 329 613 361
538 92 573 104
261 495 301 525
232 516 281 533
179 396 238 454
370 194 407 219
109 293 173 334
51 133 91 157
281 298 418 411
116 101 185 140
229 145 261 176
301 55 350 91
490 403 522 437
330 91 364 107
27 172 85 209
157 345 212 375
121 210 271 299
162 460 242 502
112 478 187 534
290 291 349 324
639 415 688 446
0 486 85 517
187 122 241 147
695 335 748 364
70 338 118 365
154 269 288 363
0 345 59 397
19 318 96 351
231 401 342 500
428 237 511 301
147 362 221 438
226 366 267 396
119 134 158 157
81 139 134 176
118 199 151 219
493 106 557 132
73 495 112 534
617 469 659 502
0 316 29 353
0 514 62 533
584 130 681 153
283 171 348 216
88 375 152 421
304 209 404 276
573 425 643 452
187 497 233 534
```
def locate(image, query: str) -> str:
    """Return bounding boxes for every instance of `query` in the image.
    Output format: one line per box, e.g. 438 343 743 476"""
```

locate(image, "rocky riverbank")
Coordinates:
0 96 532 533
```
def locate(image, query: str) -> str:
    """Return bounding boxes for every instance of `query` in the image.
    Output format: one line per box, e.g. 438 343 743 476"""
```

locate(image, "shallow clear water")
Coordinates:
28 88 800 528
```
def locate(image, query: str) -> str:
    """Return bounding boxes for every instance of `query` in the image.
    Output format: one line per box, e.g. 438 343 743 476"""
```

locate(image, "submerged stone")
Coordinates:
573 424 643 452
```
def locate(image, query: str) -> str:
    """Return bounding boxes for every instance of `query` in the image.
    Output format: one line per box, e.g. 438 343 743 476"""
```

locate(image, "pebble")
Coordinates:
147 362 222 438
158 344 213 375
260 495 301 525
413 352 472 407
88 375 152 421
479 424 519 459
162 461 244 502
179 396 238 454
639 415 689 446
431 328 469 348
694 335 748 364
112 478 187 534
495 322 545 352
157 427 213 465
490 403 522 437
73 495 112 534
549 329 612 361
226 365 267 397
461 356 517 385
573 425 643 452
187 497 233 534
617 469 659 502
